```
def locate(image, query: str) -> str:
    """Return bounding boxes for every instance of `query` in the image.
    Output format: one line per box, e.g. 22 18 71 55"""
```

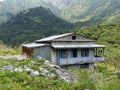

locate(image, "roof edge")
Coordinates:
35 33 95 43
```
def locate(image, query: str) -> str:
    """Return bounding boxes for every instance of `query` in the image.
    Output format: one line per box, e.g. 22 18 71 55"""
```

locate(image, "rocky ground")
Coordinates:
0 55 76 83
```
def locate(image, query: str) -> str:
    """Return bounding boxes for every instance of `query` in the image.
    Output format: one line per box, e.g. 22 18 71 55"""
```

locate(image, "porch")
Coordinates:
52 44 105 65
59 56 105 65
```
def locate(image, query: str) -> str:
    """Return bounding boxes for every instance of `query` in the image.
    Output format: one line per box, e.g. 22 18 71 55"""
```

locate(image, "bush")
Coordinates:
116 72 120 79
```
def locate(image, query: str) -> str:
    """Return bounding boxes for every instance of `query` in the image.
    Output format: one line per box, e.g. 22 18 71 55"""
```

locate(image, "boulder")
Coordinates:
30 71 40 76
39 67 55 78
6 65 14 71
24 65 32 72
14 67 23 72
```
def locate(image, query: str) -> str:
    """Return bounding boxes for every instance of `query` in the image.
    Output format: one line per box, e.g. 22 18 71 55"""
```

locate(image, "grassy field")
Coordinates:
0 30 120 90
0 41 20 55
0 56 120 90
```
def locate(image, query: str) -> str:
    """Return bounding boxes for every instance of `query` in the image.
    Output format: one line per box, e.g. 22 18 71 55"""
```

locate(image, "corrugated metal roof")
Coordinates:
52 44 105 49
35 33 95 42
35 33 73 42
22 43 47 48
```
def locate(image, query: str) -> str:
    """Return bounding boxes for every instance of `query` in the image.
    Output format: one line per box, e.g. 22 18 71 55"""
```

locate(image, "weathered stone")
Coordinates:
0 55 76 83
31 61 38 65
24 66 32 72
52 65 76 83
39 67 54 78
55 69 63 75
44 60 50 63
39 67 49 75
50 73 55 77
31 71 40 76
44 61 76 83
6 65 14 71
24 66 33 74
14 67 23 72
37 56 44 60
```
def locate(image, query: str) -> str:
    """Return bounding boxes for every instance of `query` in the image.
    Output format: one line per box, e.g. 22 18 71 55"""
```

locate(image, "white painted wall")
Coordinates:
51 48 57 63
54 48 94 65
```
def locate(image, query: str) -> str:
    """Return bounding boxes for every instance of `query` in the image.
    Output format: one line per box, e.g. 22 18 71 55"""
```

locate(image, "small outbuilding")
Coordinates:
22 43 51 59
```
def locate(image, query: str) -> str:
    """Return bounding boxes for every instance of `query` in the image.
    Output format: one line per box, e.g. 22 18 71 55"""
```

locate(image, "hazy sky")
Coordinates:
0 0 4 1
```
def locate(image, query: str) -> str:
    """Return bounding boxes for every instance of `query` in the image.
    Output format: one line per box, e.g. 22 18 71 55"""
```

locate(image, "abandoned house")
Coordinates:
22 33 105 68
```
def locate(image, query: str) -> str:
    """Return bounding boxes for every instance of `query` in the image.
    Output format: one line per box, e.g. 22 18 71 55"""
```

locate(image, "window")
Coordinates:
72 49 77 58
81 48 89 57
72 36 76 40
56 49 68 62
60 49 68 58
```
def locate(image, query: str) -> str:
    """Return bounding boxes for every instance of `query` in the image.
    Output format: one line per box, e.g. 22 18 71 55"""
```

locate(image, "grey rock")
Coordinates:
31 71 40 76
44 60 50 63
6 65 14 71
55 69 63 75
0 67 6 71
37 56 44 60
24 66 31 70
31 61 38 65
39 67 54 78
39 67 49 75
14 67 23 72
50 73 55 77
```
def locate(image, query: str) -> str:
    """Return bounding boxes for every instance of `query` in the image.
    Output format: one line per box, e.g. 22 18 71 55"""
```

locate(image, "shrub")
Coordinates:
116 72 120 79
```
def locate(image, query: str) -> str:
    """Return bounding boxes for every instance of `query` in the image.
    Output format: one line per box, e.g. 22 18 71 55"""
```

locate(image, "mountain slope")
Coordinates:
57 0 120 24
0 0 120 25
0 7 74 45
73 22 120 57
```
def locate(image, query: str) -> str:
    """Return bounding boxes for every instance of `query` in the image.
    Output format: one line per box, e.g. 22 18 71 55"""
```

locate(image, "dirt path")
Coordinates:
0 55 26 60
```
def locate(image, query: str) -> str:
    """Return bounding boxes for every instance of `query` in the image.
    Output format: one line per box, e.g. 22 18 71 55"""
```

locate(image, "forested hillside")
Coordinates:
0 22 120 90
0 7 74 45
49 0 120 24
0 0 120 90
74 23 120 45
73 22 120 69
59 0 120 24
0 0 120 25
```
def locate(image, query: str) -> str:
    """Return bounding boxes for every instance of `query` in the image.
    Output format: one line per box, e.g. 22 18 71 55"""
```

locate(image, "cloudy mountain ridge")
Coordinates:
0 0 120 24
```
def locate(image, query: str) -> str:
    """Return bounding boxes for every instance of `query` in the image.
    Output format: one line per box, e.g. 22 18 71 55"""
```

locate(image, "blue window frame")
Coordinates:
57 49 68 61
72 49 77 58
60 49 68 58
81 48 89 57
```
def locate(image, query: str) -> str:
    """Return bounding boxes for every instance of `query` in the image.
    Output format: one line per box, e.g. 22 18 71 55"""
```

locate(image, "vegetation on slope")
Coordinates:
0 58 67 90
0 0 120 25
0 7 74 46
73 22 120 70
0 1 119 89
48 0 120 25
0 22 120 90
0 58 120 90
0 41 20 55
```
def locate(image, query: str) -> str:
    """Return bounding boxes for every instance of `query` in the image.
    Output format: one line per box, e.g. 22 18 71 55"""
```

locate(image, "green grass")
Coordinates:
0 71 66 90
0 58 120 90
0 30 120 90
0 58 17 67
0 42 20 55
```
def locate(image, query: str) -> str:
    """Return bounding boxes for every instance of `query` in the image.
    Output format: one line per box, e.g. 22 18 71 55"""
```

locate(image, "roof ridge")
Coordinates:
35 33 95 43
35 33 74 42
